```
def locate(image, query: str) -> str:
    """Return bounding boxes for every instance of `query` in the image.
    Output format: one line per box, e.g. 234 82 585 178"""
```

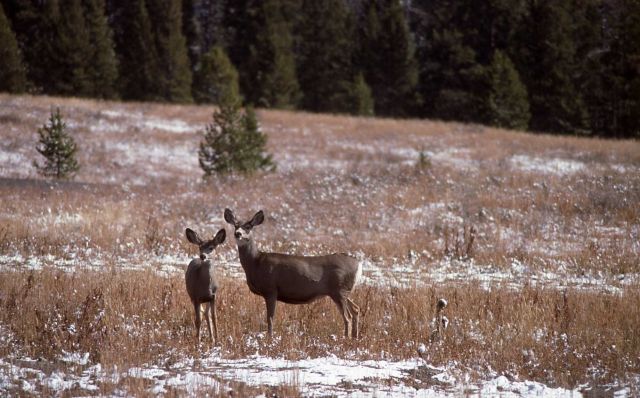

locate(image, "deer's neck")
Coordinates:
237 239 260 268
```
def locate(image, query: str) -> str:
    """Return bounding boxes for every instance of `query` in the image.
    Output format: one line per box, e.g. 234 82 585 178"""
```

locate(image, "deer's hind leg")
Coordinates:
332 296 353 338
203 301 214 345
347 298 360 339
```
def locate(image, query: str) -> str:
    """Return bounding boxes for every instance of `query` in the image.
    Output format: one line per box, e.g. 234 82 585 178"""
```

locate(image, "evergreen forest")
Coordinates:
0 0 638 138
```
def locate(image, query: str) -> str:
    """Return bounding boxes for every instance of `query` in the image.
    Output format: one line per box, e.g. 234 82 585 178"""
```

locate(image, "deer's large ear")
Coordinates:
250 210 264 227
224 208 236 225
185 228 203 245
213 228 226 245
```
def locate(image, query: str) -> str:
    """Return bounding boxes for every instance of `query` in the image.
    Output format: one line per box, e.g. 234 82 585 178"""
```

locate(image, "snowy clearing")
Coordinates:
0 349 598 397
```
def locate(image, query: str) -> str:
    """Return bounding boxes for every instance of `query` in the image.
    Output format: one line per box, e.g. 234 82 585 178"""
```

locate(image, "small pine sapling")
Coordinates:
198 101 275 176
34 108 80 179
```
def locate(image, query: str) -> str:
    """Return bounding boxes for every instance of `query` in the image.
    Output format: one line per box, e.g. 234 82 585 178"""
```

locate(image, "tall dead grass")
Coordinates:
0 268 638 391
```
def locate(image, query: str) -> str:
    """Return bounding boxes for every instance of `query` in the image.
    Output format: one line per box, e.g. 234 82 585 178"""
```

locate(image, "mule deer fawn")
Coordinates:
185 227 226 346
224 209 362 338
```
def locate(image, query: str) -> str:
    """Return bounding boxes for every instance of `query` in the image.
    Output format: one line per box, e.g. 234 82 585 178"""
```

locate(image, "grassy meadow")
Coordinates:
0 94 639 395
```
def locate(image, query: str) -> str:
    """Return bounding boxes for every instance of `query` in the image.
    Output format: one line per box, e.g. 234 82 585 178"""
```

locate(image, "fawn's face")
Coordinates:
224 209 264 245
185 228 226 260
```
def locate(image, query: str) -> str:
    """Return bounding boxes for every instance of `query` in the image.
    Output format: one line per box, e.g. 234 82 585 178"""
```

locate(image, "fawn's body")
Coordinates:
185 228 226 345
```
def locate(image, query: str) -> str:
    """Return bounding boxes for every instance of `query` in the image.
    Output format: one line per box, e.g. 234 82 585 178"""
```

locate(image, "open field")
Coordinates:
0 94 639 396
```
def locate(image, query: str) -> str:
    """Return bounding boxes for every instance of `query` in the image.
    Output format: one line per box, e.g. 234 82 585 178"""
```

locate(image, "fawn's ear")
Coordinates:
224 208 236 225
213 228 226 245
250 210 264 227
185 228 203 245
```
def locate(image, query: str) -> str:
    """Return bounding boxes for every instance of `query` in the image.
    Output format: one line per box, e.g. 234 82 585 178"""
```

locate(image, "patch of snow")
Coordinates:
430 148 477 171
0 352 584 397
510 155 585 175
276 153 350 172
60 351 90 366
475 375 578 397
0 149 34 177
142 119 195 133
104 141 199 177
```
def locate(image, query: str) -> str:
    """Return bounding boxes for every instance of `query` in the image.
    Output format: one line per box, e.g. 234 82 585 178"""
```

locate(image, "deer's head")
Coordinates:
185 228 226 260
224 209 264 245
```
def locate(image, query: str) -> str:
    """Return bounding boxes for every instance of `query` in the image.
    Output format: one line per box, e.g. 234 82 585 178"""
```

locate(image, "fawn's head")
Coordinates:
224 209 264 245
185 228 226 260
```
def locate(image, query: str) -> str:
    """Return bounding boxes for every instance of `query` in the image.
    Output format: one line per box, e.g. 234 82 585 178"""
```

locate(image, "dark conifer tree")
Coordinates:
0 2 28 92
44 0 92 96
514 0 588 134
605 0 640 138
412 0 488 122
487 50 530 130
147 0 193 102
358 0 418 117
350 72 374 116
297 0 355 113
244 0 299 108
84 0 119 99
116 0 160 101
5 0 51 92
582 0 640 137
192 45 240 104
182 0 227 65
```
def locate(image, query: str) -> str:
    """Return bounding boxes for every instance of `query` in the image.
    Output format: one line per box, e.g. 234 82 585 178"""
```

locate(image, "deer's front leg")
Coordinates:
264 295 277 336
193 302 202 344
211 295 218 344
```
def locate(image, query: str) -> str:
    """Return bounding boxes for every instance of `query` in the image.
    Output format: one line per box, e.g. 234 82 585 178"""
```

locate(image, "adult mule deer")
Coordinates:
224 209 362 338
185 227 226 346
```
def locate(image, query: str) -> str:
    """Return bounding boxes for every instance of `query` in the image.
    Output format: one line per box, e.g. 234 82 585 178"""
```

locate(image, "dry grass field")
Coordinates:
0 93 639 396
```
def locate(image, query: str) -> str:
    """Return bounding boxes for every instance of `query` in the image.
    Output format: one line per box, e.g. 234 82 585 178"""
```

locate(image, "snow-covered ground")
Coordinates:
1 344 634 397
0 346 594 397
0 251 636 294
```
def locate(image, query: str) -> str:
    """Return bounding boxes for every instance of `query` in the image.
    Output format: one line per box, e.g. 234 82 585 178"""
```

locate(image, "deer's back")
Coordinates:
185 258 218 304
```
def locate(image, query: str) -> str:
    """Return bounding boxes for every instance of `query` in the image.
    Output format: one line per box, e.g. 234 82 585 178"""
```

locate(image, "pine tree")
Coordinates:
147 0 193 102
235 106 275 172
184 0 227 68
117 0 161 101
47 0 92 96
297 0 355 113
198 94 275 176
487 50 530 130
245 0 299 108
5 0 53 93
0 2 28 93
223 0 259 101
34 108 80 180
514 0 588 134
357 0 419 117
611 0 640 138
84 0 119 99
412 1 489 122
582 0 640 138
192 45 240 104
350 73 374 116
